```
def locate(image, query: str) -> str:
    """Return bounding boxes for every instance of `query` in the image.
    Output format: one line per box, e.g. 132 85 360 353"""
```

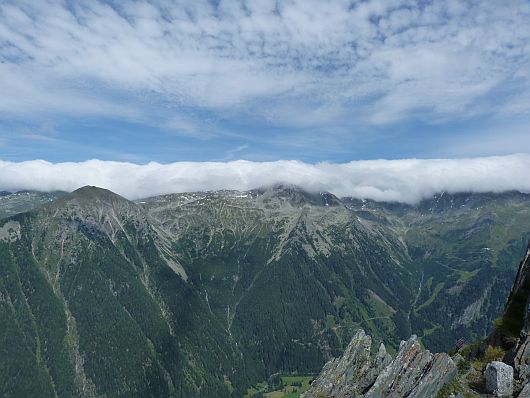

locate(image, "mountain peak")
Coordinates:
52 185 134 210
42 185 140 227
257 183 341 207
70 185 125 200
27 185 154 250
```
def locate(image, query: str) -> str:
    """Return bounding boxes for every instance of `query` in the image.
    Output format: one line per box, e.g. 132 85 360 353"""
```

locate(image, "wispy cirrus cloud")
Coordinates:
1 0 529 136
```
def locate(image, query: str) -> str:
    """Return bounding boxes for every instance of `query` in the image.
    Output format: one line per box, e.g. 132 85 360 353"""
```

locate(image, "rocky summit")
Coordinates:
302 329 456 398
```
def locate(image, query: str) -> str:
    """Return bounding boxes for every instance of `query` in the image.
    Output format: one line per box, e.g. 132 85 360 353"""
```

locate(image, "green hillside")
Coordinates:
345 191 530 350
1 186 530 397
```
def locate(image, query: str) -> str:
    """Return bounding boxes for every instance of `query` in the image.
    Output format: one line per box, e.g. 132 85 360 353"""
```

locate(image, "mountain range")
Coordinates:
1 185 530 397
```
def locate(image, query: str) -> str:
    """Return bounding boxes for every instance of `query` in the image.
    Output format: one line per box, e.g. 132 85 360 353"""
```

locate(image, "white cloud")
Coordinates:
0 0 529 129
1 155 530 204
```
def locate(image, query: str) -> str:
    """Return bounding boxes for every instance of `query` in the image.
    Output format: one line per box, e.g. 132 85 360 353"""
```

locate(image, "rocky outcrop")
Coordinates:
515 336 530 384
302 329 391 398
492 244 530 392
302 329 456 398
365 336 456 398
447 242 530 397
505 244 530 336
518 382 530 397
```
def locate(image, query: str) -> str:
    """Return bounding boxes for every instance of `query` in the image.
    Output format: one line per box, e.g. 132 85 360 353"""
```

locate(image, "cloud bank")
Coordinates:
2 155 530 204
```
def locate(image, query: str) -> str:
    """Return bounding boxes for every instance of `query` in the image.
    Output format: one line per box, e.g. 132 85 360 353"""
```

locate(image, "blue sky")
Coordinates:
1 0 530 164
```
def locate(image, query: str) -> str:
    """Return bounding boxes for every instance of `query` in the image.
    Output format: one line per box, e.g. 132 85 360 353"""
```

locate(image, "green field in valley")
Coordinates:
246 375 313 398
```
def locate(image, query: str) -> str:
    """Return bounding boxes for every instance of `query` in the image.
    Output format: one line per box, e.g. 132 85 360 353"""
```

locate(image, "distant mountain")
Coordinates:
0 190 66 219
345 191 530 350
1 186 530 397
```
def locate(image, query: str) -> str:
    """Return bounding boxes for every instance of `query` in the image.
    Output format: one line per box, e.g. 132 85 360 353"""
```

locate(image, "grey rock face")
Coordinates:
302 330 456 398
485 361 513 397
503 246 530 337
518 382 530 398
302 329 391 398
516 336 530 383
365 336 456 398
451 353 465 367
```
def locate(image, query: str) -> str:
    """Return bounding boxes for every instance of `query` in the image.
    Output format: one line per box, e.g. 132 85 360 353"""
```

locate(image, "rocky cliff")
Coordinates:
496 243 530 394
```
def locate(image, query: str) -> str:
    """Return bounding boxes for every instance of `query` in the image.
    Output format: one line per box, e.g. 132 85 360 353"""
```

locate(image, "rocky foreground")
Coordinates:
302 329 456 398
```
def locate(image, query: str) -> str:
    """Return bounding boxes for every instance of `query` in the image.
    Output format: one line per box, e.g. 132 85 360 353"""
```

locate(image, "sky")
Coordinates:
1 0 530 200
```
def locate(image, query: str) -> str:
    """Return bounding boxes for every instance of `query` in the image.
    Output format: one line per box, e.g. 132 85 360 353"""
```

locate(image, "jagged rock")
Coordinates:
365 336 456 398
485 361 514 397
301 329 391 398
302 330 456 398
452 353 465 367
516 336 530 383
502 245 530 338
518 382 530 398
